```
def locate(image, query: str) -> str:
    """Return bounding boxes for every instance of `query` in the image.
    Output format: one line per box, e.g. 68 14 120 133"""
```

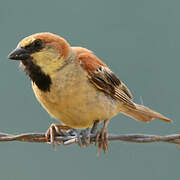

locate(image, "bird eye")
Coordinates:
33 39 43 50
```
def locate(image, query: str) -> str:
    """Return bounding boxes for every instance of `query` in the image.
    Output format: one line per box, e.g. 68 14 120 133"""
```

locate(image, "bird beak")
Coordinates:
8 47 31 60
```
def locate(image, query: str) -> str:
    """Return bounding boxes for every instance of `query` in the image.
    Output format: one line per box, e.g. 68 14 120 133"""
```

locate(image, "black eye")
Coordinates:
24 39 43 52
33 39 43 50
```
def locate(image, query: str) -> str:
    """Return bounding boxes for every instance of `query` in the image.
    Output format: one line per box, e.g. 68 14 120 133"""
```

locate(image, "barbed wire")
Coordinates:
0 131 180 146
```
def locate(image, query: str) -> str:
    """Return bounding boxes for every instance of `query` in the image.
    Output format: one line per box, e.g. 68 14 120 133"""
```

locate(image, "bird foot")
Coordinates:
95 127 109 155
45 123 71 151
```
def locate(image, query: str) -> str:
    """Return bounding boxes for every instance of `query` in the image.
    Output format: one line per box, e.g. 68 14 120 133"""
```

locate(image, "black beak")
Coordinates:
8 47 31 60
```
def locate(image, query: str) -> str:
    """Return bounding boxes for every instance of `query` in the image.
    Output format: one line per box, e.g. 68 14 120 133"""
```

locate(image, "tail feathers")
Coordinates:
121 103 172 123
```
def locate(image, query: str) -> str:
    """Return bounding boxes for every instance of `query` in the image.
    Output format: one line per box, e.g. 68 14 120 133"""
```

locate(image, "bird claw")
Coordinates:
45 123 71 151
45 120 109 155
95 128 109 155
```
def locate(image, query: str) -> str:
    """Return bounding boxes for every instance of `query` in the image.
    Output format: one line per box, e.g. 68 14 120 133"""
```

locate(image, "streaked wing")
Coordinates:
77 52 135 108
89 66 135 107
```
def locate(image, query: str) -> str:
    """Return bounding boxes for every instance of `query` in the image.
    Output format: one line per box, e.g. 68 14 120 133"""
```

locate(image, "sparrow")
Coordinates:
8 32 172 153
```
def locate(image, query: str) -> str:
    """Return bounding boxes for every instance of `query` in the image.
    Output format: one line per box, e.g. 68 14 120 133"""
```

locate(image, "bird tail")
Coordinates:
121 103 172 123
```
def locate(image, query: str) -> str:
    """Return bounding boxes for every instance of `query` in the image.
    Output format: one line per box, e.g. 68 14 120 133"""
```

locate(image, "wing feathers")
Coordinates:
78 53 135 108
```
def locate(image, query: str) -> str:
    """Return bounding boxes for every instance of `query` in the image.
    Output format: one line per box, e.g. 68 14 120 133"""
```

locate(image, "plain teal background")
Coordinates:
0 0 180 179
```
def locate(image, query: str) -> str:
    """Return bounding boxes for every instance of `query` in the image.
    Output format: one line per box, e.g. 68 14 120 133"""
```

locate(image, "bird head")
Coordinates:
8 32 72 77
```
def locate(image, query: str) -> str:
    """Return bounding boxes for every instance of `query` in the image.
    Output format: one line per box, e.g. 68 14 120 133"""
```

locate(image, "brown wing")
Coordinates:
77 52 135 108
89 66 135 107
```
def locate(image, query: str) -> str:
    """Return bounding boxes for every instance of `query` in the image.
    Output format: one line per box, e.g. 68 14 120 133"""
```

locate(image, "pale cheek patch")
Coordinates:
31 48 63 76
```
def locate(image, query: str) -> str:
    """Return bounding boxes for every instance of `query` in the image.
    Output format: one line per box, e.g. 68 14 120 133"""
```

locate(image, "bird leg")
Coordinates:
95 120 109 154
45 123 71 151
91 120 99 134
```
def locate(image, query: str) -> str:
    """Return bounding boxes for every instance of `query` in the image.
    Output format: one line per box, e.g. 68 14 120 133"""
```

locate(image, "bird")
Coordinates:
8 32 172 153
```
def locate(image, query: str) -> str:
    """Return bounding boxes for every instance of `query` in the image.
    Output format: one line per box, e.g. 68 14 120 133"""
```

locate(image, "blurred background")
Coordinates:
0 0 180 179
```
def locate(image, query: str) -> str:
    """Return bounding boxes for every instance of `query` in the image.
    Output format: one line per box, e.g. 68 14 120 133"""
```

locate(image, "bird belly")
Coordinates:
32 62 120 129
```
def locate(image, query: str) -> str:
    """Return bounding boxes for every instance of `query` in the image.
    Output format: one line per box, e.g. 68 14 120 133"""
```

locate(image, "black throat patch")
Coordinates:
20 58 52 92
